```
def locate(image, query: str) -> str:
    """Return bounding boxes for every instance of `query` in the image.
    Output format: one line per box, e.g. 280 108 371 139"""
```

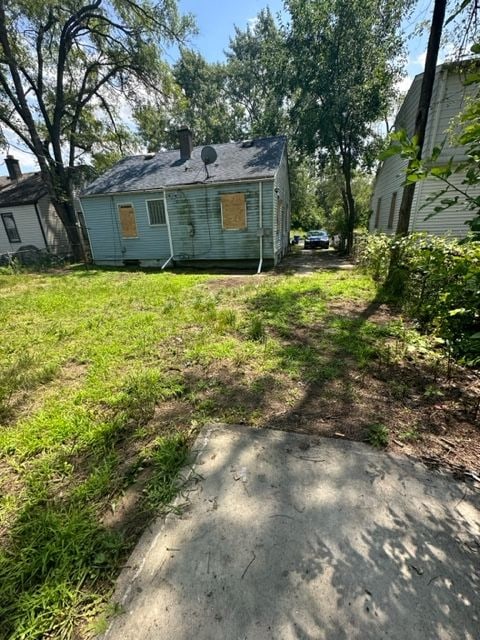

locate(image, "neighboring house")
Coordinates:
0 155 70 257
370 61 479 238
79 130 291 269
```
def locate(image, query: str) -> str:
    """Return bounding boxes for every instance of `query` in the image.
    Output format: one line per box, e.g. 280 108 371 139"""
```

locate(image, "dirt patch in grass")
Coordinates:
259 295 480 478
203 275 265 291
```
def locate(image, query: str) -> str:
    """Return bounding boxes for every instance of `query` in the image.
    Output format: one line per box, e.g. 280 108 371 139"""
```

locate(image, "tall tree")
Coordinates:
135 48 243 149
286 0 410 254
173 49 243 145
0 0 192 259
225 8 288 137
395 0 447 235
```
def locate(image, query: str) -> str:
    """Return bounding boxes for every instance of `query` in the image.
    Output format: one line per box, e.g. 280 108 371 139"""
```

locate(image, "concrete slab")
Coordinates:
103 425 480 640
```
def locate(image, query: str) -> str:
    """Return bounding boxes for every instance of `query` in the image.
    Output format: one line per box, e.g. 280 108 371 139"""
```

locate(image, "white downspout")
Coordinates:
257 181 263 274
161 189 175 270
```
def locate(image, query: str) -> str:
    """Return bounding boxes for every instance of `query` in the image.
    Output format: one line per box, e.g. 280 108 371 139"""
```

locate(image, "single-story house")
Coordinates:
370 61 479 237
0 155 70 258
79 130 291 270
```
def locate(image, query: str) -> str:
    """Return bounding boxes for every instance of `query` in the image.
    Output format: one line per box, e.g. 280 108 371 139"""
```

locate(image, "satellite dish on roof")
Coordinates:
201 146 217 179
201 146 217 165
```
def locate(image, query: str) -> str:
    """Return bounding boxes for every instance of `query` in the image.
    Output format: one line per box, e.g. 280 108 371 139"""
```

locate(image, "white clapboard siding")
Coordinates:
273 147 291 263
36 195 70 254
0 204 46 254
371 63 477 238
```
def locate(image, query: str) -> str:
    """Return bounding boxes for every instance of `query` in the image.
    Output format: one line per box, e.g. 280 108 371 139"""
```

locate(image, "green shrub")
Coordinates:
359 233 480 365
367 423 389 447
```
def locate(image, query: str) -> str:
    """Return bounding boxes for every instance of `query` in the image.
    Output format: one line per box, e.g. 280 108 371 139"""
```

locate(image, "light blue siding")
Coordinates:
80 191 170 265
80 179 280 266
167 181 274 262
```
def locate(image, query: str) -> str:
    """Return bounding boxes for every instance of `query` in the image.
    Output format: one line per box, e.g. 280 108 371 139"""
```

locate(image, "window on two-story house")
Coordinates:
374 198 382 229
387 192 397 229
1 213 21 243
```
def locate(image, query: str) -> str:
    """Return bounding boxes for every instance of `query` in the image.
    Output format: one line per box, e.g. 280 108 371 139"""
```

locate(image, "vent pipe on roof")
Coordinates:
5 155 22 180
177 127 193 161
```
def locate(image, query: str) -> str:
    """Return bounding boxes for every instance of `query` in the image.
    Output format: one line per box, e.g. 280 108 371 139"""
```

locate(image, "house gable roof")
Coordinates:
82 135 287 197
0 172 48 207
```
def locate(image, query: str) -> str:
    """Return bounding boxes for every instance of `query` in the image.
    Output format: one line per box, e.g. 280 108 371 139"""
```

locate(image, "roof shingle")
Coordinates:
0 173 47 207
82 135 286 197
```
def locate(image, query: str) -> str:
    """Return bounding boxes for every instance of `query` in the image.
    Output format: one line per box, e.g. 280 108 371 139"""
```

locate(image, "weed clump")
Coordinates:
367 423 389 448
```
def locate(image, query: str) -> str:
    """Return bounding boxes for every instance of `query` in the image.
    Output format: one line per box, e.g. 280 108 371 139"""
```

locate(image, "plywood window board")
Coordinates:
118 204 138 238
221 193 247 230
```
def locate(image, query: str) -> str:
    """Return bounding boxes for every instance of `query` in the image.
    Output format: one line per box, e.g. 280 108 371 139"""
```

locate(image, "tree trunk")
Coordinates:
395 0 447 235
342 161 356 255
52 198 85 262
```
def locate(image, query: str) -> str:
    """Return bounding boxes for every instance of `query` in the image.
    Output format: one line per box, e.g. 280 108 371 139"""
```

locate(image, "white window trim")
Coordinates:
146 198 167 227
117 202 138 239
220 196 247 231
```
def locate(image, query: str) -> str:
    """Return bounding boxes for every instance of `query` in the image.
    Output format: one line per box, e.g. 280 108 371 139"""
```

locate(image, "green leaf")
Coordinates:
405 173 424 183
379 144 402 160
430 166 451 178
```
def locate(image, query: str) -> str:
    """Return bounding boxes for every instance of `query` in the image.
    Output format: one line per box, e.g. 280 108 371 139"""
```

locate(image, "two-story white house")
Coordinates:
370 61 479 238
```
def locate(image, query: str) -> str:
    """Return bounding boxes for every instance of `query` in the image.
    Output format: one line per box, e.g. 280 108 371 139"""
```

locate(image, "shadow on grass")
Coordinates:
0 272 476 639
0 374 190 640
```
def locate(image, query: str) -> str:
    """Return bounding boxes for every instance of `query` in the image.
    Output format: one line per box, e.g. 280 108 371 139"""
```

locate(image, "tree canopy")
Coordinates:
0 0 422 256
0 0 193 257
286 0 411 253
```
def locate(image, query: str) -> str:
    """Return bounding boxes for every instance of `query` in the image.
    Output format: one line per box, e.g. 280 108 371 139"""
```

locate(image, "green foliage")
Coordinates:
360 233 480 364
367 423 389 447
286 0 411 251
225 8 288 137
142 434 189 512
0 1 195 255
289 157 326 230
247 316 266 342
135 8 287 149
316 170 373 239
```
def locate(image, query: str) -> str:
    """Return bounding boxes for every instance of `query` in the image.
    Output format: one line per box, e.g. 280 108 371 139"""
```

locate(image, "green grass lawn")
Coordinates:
0 264 418 638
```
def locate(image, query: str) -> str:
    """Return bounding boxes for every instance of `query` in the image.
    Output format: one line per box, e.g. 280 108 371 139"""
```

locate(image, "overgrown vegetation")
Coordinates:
358 232 480 365
0 262 478 638
0 266 387 638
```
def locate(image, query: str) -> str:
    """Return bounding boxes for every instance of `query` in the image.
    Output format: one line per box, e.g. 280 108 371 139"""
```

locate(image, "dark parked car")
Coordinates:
303 230 329 249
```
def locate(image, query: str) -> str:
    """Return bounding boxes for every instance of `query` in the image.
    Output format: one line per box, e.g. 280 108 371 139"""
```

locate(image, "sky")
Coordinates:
3 0 453 173
171 0 441 86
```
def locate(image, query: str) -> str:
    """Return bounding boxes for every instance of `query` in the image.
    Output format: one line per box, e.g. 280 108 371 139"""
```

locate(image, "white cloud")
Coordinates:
415 51 427 67
397 74 414 95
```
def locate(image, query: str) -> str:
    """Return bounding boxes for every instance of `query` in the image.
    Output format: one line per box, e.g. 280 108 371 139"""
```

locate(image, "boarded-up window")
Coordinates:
387 192 397 229
374 198 382 229
147 199 166 225
221 193 247 230
118 204 138 238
